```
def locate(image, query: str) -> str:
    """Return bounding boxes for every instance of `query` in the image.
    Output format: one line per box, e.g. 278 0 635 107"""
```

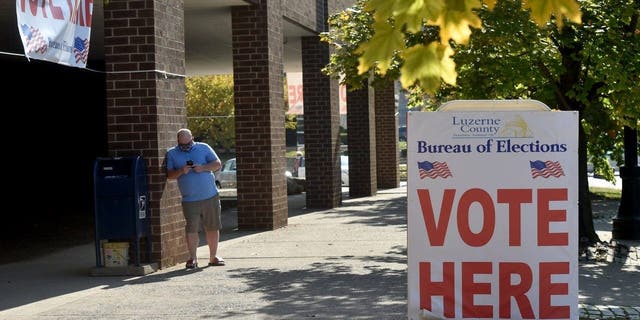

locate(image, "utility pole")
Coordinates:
612 127 640 240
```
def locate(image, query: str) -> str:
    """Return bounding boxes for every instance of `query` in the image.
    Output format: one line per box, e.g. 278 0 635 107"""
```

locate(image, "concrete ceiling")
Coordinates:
1 0 315 75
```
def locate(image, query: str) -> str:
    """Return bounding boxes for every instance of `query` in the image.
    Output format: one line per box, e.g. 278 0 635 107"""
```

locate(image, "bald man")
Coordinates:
166 128 224 268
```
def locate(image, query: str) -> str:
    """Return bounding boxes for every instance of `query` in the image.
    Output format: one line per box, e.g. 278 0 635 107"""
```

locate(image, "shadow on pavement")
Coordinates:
578 194 640 307
220 261 406 318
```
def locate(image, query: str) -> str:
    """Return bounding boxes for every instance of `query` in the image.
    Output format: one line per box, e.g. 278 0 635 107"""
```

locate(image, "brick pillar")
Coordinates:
301 36 342 208
231 1 288 230
375 81 399 188
104 0 187 268
346 81 377 197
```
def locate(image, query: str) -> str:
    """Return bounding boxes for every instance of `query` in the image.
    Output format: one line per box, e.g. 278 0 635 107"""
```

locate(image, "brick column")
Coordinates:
346 81 377 197
104 0 187 268
231 1 288 230
301 35 342 208
374 81 399 188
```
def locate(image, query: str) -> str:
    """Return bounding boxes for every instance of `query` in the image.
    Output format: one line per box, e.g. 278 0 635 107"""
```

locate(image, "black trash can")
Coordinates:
93 156 150 267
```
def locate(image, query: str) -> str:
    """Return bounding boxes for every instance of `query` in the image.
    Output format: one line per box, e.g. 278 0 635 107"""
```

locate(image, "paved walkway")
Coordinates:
0 184 637 319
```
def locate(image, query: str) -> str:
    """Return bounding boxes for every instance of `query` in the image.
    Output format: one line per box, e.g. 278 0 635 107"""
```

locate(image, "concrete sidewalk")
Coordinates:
0 185 638 319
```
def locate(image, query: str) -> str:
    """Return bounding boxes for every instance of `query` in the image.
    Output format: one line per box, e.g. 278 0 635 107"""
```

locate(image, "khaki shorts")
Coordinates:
181 195 221 233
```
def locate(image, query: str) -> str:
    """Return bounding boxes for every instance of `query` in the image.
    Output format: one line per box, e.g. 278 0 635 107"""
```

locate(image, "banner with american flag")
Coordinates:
16 1 93 68
406 102 579 320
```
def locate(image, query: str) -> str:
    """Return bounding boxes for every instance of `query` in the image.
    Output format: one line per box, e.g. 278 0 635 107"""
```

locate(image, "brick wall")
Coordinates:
346 81 377 197
374 81 399 188
301 35 342 208
104 0 187 268
231 1 288 230
282 0 317 31
282 0 355 34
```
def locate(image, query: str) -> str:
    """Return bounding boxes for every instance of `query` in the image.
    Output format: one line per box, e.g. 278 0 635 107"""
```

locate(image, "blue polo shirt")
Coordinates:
166 142 219 202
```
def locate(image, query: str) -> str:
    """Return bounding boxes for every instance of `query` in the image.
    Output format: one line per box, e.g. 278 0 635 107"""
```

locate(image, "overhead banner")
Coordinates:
407 101 579 319
16 0 93 68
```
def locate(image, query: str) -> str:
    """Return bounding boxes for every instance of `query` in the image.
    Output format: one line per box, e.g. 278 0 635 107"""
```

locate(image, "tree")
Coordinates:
441 0 639 244
322 0 640 245
185 75 235 152
351 0 582 94
447 0 639 179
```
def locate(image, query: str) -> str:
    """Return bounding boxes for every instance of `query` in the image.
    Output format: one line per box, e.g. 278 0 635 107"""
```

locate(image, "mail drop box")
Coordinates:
93 156 150 267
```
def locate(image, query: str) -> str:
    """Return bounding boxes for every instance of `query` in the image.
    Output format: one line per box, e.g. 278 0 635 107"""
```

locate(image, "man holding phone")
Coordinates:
166 128 225 269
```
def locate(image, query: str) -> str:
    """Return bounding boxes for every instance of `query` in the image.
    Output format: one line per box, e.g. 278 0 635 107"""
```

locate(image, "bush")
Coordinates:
399 163 407 181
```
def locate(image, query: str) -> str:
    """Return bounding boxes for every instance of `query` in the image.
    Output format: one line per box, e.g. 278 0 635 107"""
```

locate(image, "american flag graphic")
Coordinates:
530 160 565 178
20 24 47 54
418 161 452 179
73 37 89 63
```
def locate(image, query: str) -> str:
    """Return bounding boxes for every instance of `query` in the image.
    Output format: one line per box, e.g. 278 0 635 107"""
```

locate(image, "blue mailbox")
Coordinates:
93 156 150 267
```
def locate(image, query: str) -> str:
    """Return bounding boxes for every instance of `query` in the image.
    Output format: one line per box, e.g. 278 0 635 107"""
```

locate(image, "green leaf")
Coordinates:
435 0 483 44
355 21 405 75
400 42 457 93
394 0 446 32
525 0 582 28
364 0 397 20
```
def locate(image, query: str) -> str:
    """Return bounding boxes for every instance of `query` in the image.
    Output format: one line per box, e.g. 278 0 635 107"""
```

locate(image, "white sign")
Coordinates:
16 0 93 68
407 101 578 319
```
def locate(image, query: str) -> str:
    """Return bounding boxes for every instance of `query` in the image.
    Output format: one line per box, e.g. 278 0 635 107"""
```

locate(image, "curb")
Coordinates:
580 304 640 319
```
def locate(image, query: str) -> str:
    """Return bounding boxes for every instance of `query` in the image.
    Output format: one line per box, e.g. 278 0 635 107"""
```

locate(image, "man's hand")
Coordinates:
192 164 206 173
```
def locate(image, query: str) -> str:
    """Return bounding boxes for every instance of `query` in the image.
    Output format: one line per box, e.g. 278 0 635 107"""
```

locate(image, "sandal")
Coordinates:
185 259 198 269
208 257 225 266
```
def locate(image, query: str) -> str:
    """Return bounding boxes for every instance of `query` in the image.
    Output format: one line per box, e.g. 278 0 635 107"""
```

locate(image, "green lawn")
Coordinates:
589 187 621 200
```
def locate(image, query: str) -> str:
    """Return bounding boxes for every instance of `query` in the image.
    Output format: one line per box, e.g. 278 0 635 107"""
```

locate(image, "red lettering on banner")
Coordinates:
287 85 301 106
539 262 570 319
56 0 92 26
420 261 570 318
461 262 492 318
417 189 455 246
538 189 568 246
21 0 44 17
458 189 495 247
499 262 535 319
420 262 456 318
418 188 568 246
85 0 93 26
69 0 84 26
19 0 65 20
497 189 532 246
49 0 64 19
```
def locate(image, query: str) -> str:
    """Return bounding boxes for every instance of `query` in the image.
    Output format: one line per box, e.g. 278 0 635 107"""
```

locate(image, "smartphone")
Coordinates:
186 160 194 166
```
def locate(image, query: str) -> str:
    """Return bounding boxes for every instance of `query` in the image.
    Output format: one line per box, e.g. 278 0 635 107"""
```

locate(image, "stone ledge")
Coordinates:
89 263 158 277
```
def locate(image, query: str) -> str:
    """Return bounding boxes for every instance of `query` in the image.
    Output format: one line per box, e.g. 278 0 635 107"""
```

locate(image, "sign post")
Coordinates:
407 100 579 319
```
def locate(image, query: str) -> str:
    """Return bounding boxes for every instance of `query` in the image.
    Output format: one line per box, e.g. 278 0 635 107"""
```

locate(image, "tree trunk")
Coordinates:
578 121 601 246
555 27 600 246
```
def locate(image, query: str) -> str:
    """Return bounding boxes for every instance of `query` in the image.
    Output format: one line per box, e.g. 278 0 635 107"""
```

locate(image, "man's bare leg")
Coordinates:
186 232 199 260
206 230 223 265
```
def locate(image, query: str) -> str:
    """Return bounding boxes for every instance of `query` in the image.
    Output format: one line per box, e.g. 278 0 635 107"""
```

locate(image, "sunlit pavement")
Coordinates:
588 175 622 190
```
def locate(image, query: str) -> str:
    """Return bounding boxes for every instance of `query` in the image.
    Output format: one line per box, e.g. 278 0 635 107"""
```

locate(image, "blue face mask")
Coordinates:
178 140 194 152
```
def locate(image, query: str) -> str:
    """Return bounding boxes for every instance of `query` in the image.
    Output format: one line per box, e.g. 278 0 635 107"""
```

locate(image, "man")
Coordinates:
293 151 304 177
166 128 225 268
